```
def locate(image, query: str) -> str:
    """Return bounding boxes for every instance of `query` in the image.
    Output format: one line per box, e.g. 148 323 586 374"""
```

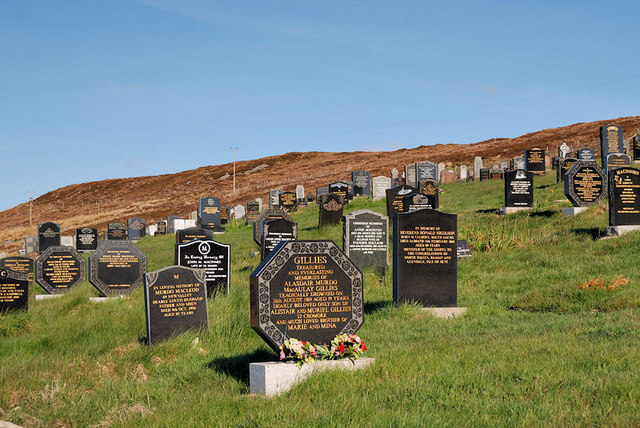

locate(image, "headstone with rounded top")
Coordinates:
38 222 60 254
127 217 146 241
175 239 229 297
253 209 293 246
75 227 98 252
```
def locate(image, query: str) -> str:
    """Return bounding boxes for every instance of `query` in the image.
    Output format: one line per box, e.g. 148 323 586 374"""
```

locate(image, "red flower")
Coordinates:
361 342 367 351
338 342 345 354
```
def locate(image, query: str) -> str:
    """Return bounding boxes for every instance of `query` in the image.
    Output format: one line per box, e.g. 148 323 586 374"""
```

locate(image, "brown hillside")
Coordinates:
2 115 639 254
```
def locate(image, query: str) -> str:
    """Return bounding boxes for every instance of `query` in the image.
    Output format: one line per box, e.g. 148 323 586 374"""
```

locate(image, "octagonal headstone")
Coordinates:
252 209 293 246
250 240 364 351
36 246 86 294
564 160 607 207
89 240 147 296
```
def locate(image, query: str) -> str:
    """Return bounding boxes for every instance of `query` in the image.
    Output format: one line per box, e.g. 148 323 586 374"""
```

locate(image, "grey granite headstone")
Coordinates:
343 209 388 273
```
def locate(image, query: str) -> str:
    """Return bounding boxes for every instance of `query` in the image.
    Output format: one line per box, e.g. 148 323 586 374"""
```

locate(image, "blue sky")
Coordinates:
1 0 639 211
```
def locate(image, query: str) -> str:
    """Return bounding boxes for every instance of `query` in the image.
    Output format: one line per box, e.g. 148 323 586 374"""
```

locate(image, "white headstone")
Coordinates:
234 204 246 219
148 224 157 236
474 157 482 175
559 142 570 158
391 168 399 179
459 165 468 180
185 219 196 228
61 236 74 248
173 219 187 232
437 163 446 183
372 176 392 200
296 185 305 200
256 198 263 212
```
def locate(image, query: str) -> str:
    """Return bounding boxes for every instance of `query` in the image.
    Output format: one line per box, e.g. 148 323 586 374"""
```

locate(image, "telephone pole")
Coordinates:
28 192 33 226
231 147 238 193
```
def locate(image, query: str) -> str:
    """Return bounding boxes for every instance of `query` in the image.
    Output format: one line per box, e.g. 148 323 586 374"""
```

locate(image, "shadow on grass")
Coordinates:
571 227 605 240
536 184 555 189
364 300 394 315
528 210 557 218
474 208 499 214
207 348 277 385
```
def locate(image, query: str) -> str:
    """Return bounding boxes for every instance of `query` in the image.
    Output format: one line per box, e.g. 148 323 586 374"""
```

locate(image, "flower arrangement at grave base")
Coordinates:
279 334 367 368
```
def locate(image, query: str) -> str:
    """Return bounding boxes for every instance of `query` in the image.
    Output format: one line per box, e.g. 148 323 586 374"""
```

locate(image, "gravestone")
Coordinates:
166 215 180 234
557 157 578 183
220 205 230 225
0 256 34 282
418 179 439 209
24 236 38 255
156 221 167 235
173 219 187 232
0 269 29 312
328 181 350 204
608 167 640 226
107 223 127 240
38 222 60 254
633 136 640 161
459 165 468 181
479 168 490 181
233 204 246 220
474 157 483 180
500 161 508 171
61 236 74 248
511 157 525 171
393 209 457 307
504 170 534 208
306 193 314 203
261 218 298 260
601 124 623 172
404 164 417 187
456 240 472 259
416 161 437 183
372 176 392 200
35 246 85 294
176 239 230 296
524 148 546 175
558 142 570 158
253 209 293 246
144 266 208 345
88 240 147 296
318 193 344 227
351 170 371 197
250 240 364 351
577 147 595 161
316 186 329 202
256 198 264 211
386 185 419 218
127 217 146 241
279 191 297 212
402 194 433 212
148 224 157 236
343 210 388 273
437 163 446 183
269 190 284 209
246 200 260 224
296 185 306 206
176 227 214 244
199 197 223 231
391 168 403 187
441 170 457 184
564 160 607 207
606 153 632 170
75 227 98 252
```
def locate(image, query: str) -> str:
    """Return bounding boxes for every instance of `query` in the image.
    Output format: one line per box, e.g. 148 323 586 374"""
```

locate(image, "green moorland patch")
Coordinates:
1 170 640 427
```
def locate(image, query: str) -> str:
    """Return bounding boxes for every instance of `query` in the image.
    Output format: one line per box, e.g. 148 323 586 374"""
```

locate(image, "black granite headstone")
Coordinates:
250 240 364 351
401 193 434 212
419 179 440 210
220 205 230 225
633 136 640 162
601 124 623 172
144 266 208 345
279 191 298 212
318 193 345 227
35 246 85 294
156 221 167 235
608 167 640 226
166 215 180 234
524 148 546 175
351 170 371 197
175 239 230 297
607 153 632 171
385 185 419 218
198 197 223 231
75 227 98 252
0 269 28 312
176 227 214 244
343 210 388 273
393 209 457 307
127 217 146 241
577 148 595 161
479 168 490 181
253 209 293 246
88 240 147 296
564 160 607 207
0 256 34 283
38 222 61 254
557 157 578 183
107 223 127 240
490 170 504 180
456 240 472 259
316 186 329 202
261 218 298 260
504 169 534 207
246 200 260 224
329 181 350 204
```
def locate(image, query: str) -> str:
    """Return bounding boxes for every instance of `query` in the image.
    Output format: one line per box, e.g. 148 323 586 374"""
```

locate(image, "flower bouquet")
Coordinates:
280 334 367 368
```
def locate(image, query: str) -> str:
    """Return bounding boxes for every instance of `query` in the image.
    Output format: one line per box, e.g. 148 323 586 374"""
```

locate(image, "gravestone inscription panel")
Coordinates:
253 209 293 246
144 266 208 345
127 217 146 241
416 161 437 182
557 157 578 183
250 240 364 351
0 269 28 312
176 239 230 296
88 240 147 296
269 190 284 209
351 170 371 197
316 186 329 202
199 197 223 231
107 223 127 240
577 148 595 161
419 179 439 209
456 240 472 259
608 167 640 226
156 221 167 235
401 194 433 212
479 168 490 181
318 193 344 227
0 256 34 282
385 185 419 218
404 164 417 187
504 170 534 207
524 149 546 175
246 200 260 224
328 182 350 204
176 227 214 244
261 219 298 260
393 209 457 307
601 124 623 172
372 176 392 200
75 227 98 252
343 210 388 273
279 191 298 212
607 153 632 170
36 246 86 294
38 222 61 254
564 160 607 207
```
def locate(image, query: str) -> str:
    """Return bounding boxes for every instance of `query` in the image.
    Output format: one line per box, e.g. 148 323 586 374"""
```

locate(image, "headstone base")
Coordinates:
249 357 375 397
499 207 531 215
562 207 589 217
605 225 640 237
34 294 64 301
89 296 127 303
422 307 467 319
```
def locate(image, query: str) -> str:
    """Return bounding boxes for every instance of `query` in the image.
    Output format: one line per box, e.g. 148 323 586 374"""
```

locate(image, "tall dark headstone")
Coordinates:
351 170 371 197
577 147 595 161
479 168 490 181
393 210 457 307
557 157 578 183
504 170 534 207
607 153 632 171
127 218 146 241
246 200 260 224
88 240 147 296
35 246 85 294
250 240 364 351
144 266 208 345
166 215 180 234
220 206 230 225
176 239 230 297
253 209 293 246
385 185 418 218
75 227 98 252
0 256 34 283
279 191 298 212
318 193 344 227
0 269 29 312
601 124 623 172
176 227 214 244
608 168 640 226
107 223 127 240
261 218 298 260
564 160 607 207
418 179 439 209
38 222 60 254
328 181 350 204
156 221 167 235
198 197 223 232
524 148 546 175
343 210 388 273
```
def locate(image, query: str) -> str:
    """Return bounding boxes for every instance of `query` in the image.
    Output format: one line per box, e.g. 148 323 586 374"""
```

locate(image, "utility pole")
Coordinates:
231 147 238 193
28 192 33 226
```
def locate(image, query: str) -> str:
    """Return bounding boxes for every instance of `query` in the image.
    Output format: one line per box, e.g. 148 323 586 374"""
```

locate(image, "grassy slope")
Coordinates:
1 172 640 427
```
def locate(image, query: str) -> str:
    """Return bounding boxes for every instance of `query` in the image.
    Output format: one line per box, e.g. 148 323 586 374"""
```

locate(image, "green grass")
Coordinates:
2 170 640 427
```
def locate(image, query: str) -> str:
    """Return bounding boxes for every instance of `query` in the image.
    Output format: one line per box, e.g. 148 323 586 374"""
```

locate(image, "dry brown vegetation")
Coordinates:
2 115 639 253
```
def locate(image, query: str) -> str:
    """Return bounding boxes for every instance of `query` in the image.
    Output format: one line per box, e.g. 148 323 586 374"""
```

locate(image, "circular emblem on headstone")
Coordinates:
198 241 211 255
